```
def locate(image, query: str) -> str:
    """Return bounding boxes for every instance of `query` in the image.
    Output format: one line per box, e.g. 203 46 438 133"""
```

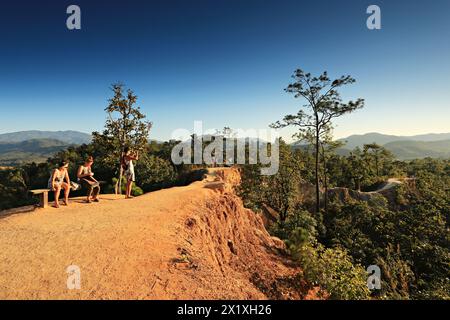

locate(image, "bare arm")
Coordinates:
51 170 57 188
64 169 71 184
91 171 99 183
77 166 84 179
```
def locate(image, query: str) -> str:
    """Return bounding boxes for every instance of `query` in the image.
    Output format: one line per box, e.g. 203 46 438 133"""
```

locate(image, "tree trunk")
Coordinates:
321 144 328 215
375 153 379 177
115 153 124 195
314 121 320 214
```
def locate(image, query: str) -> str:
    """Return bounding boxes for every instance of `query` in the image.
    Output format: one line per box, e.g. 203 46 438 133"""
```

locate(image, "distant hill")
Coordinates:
292 132 450 160
338 132 450 149
383 139 450 160
0 130 91 145
0 139 72 166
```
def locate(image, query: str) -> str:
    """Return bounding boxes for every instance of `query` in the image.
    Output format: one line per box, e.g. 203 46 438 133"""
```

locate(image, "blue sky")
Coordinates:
0 0 449 141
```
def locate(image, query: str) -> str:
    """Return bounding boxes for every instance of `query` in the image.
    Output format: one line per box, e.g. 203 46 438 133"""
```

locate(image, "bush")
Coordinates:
278 209 371 300
174 167 208 186
292 241 371 300
270 208 317 243
135 154 177 192
0 168 33 210
111 178 144 197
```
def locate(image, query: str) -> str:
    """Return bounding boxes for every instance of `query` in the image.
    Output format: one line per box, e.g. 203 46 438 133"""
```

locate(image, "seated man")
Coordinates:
77 156 100 203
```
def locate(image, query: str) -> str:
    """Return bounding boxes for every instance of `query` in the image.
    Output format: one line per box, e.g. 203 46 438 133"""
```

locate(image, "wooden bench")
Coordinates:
30 189 50 208
30 182 105 208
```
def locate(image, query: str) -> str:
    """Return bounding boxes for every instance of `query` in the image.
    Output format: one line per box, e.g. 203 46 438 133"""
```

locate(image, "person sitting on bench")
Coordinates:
47 161 71 208
77 156 100 203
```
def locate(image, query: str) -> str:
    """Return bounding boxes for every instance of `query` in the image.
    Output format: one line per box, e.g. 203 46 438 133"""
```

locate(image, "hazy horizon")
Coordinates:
1 128 450 143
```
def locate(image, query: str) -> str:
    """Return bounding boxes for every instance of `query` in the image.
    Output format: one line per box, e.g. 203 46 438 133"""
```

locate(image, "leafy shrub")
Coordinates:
135 154 177 192
0 168 33 210
291 241 371 300
175 168 208 186
270 208 317 243
110 178 144 196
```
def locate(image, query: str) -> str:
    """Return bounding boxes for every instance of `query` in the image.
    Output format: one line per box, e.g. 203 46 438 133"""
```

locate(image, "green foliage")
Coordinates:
0 168 32 210
238 139 302 221
135 153 177 192
270 207 370 300
292 241 371 300
93 83 152 157
321 159 450 299
270 208 318 244
110 177 144 197
271 68 364 213
92 83 152 193
375 244 415 299
240 138 449 300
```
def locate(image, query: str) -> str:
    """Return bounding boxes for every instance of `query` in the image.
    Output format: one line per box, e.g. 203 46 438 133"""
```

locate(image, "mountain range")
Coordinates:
0 139 73 166
0 130 91 145
0 130 449 166
336 132 450 160
0 131 91 166
337 132 450 149
293 132 450 160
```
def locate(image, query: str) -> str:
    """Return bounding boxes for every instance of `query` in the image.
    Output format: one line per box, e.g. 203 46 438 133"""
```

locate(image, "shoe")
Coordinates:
93 198 100 202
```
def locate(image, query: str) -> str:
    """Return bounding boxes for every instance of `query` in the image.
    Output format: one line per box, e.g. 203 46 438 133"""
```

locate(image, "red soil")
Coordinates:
0 168 318 300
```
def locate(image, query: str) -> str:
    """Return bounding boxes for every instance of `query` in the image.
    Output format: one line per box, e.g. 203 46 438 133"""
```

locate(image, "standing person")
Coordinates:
122 147 139 199
48 161 71 208
77 156 100 203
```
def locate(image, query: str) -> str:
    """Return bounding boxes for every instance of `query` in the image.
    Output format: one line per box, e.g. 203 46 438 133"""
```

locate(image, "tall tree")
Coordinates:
319 131 344 214
363 143 395 178
363 143 382 177
264 139 302 222
272 69 364 213
92 83 152 194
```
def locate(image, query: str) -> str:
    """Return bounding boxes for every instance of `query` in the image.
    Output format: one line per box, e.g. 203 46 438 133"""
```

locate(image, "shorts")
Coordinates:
48 181 63 191
125 170 135 182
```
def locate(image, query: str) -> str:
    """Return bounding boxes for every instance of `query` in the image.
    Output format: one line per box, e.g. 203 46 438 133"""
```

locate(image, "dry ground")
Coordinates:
0 168 311 300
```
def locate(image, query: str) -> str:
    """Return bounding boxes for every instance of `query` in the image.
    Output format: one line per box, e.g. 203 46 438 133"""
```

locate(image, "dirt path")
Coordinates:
369 177 415 193
0 168 305 300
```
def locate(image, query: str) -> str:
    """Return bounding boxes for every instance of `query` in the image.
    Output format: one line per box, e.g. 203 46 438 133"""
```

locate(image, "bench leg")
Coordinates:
40 192 49 208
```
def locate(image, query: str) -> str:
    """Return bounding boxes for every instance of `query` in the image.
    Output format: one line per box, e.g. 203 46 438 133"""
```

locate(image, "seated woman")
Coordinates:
77 156 100 203
47 161 71 208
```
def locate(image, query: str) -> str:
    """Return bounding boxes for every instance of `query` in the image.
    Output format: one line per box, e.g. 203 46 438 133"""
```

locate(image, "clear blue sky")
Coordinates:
0 0 449 141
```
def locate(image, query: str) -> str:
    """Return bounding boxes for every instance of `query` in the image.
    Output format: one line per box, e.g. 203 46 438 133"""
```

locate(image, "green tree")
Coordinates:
264 139 302 222
319 130 344 213
363 143 395 179
135 152 177 192
271 69 364 213
92 83 152 194
346 148 370 191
